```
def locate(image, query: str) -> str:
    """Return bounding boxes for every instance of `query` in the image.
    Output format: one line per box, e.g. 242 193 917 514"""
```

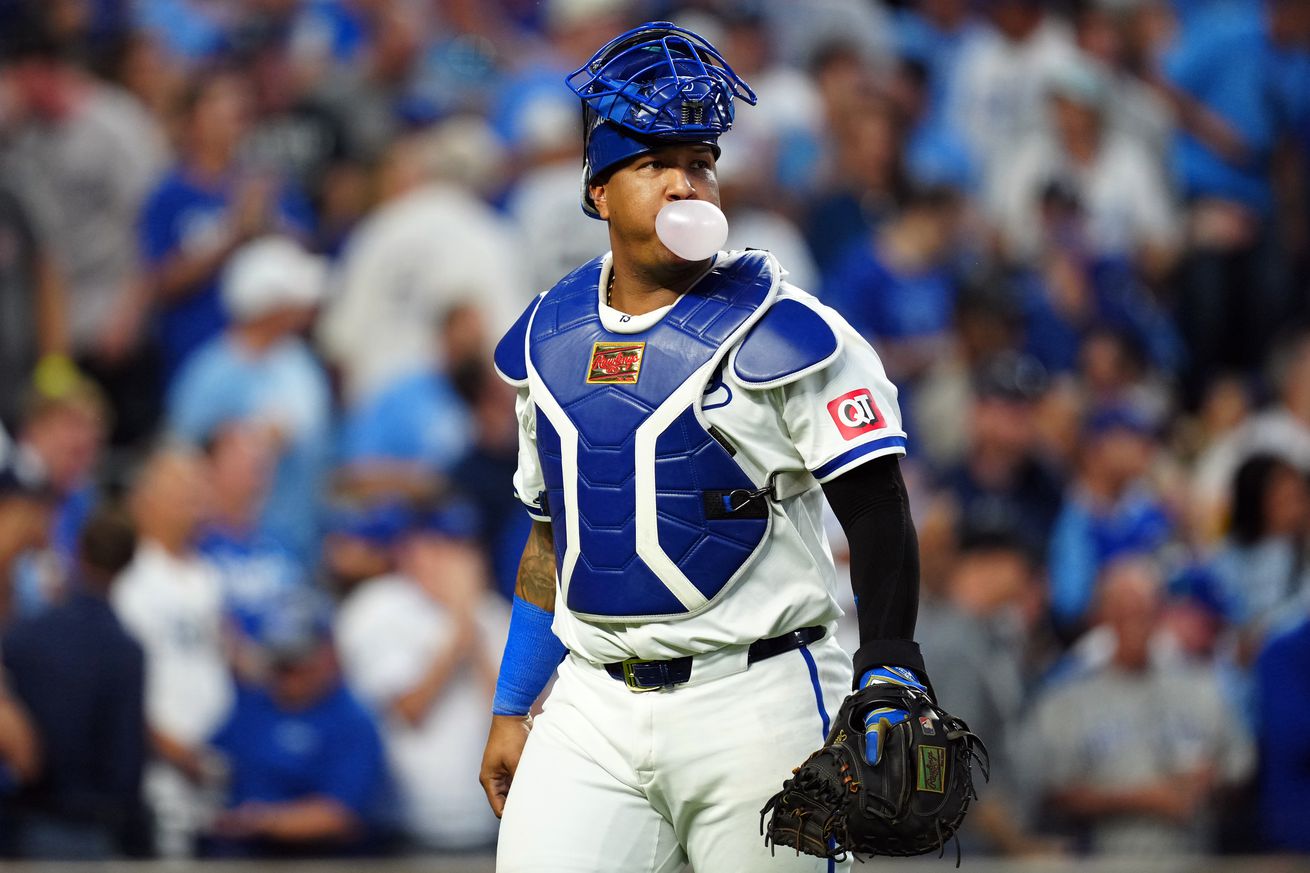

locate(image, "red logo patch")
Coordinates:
827 389 885 440
586 342 645 384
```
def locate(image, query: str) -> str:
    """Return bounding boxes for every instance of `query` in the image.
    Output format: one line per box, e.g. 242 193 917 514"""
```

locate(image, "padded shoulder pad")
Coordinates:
494 295 543 386
730 297 841 389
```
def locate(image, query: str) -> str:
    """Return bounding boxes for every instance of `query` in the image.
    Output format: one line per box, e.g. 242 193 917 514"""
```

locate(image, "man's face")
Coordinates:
590 143 720 263
26 405 105 493
270 643 336 711
190 75 253 155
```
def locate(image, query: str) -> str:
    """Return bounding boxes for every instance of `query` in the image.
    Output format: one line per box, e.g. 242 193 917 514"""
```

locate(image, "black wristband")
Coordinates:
852 639 929 692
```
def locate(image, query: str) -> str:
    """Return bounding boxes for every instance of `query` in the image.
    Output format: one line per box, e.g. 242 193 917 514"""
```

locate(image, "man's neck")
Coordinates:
607 255 708 316
144 532 191 558
233 321 285 354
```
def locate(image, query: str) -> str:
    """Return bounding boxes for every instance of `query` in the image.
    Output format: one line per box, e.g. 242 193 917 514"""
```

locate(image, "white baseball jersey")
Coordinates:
508 252 906 665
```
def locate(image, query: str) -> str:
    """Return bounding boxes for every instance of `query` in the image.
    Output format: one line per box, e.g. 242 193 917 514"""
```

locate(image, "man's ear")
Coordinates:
590 182 609 220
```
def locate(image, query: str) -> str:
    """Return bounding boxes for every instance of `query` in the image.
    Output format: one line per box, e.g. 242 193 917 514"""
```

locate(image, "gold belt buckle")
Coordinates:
620 658 665 692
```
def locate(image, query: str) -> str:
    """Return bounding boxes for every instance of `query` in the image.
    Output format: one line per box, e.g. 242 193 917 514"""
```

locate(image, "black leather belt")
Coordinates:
603 626 825 691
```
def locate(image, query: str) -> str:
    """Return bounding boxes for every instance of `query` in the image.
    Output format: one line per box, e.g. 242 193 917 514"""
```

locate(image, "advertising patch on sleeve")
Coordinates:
826 388 885 440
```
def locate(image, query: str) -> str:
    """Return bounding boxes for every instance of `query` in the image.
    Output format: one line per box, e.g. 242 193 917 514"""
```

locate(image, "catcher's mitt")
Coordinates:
761 684 988 865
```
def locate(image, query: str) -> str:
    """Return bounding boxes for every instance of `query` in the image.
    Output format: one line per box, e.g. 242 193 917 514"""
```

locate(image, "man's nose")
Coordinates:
666 167 697 200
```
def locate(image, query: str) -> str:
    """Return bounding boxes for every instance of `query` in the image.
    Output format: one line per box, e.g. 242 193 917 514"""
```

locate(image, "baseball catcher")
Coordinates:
763 667 989 863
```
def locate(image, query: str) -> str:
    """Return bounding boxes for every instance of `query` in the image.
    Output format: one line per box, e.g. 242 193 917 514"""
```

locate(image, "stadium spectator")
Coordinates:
911 280 1028 470
321 491 405 599
3 379 108 616
988 55 1179 274
1193 330 1310 528
821 184 963 393
1208 454 1310 654
336 513 507 851
714 8 826 202
167 235 331 562
944 0 1079 188
1160 0 1310 386
337 302 478 479
918 524 1057 856
0 462 55 627
196 421 306 674
0 22 168 445
113 448 232 857
317 119 529 405
502 84 612 295
1048 405 1173 634
930 353 1064 559
1031 558 1254 856
236 17 371 253
893 0 979 130
1 503 148 859
139 69 312 377
803 53 905 273
204 590 388 858
450 361 533 600
1069 0 1175 162
1254 608 1310 852
0 185 65 433
308 0 426 168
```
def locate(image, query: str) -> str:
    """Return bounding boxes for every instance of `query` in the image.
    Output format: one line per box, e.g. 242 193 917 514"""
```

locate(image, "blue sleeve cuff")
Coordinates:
492 597 567 716
812 435 908 482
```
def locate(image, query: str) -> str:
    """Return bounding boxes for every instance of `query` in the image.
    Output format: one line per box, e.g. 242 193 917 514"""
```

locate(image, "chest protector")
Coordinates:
519 251 780 622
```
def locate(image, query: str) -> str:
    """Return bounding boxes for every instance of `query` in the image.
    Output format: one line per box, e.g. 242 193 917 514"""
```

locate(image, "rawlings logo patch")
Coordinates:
827 389 885 440
587 342 645 384
918 745 946 793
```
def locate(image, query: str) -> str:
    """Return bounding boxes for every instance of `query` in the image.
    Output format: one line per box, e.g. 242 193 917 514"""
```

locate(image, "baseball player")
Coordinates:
480 22 933 873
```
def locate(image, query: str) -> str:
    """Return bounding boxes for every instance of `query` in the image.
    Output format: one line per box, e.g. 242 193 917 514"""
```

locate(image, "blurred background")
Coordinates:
0 0 1308 866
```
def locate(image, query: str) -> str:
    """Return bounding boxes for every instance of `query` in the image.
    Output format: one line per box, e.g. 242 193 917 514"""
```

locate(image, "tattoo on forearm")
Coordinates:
515 521 557 611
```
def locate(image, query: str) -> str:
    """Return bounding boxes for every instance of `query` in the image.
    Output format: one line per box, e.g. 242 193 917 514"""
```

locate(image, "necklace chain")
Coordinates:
606 271 615 308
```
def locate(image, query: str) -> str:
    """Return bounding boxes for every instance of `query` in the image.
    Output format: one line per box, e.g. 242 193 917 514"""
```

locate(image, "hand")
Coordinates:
860 666 927 766
93 291 148 365
479 713 532 818
211 801 272 839
406 535 487 618
230 176 277 241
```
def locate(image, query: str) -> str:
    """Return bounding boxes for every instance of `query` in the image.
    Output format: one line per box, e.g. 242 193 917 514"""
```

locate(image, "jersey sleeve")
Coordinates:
512 386 549 521
780 310 907 483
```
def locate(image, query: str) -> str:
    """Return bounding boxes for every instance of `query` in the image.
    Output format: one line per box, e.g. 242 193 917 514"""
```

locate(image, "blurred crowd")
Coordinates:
0 0 1308 862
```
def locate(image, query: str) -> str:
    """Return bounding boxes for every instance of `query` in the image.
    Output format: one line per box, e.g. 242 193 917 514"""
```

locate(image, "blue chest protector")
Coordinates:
515 252 779 622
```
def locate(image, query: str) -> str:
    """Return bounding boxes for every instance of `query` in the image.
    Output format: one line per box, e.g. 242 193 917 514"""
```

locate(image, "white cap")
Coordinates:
221 236 327 321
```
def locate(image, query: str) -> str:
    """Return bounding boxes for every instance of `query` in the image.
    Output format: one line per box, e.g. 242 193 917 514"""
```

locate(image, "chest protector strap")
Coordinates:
526 251 779 622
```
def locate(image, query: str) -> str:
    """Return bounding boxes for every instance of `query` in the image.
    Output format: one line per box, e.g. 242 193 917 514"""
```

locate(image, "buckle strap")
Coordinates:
603 626 826 691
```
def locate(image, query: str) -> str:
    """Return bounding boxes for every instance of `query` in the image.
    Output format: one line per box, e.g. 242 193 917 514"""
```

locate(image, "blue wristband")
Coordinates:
493 597 568 716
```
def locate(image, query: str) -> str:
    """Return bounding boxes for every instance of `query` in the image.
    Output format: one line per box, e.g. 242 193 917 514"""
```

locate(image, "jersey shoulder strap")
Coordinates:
728 290 842 390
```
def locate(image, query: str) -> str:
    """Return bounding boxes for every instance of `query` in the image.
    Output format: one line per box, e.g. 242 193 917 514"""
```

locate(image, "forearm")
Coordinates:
0 693 39 783
391 632 469 727
152 236 239 303
822 457 924 683
1049 776 1200 822
33 255 69 357
493 520 565 716
243 796 361 842
515 520 557 610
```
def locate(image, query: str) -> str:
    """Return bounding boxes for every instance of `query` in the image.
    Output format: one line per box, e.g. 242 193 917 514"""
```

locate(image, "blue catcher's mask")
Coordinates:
566 21 757 219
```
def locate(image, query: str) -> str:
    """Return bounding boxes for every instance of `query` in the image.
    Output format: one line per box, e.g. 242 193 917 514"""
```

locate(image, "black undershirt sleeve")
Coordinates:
821 454 927 690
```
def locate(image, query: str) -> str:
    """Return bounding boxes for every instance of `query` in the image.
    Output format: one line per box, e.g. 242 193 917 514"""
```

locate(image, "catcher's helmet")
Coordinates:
566 21 756 218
